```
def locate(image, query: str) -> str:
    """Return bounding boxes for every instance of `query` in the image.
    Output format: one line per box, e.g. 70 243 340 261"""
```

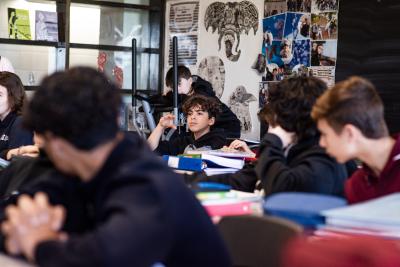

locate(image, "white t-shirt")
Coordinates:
0 56 15 73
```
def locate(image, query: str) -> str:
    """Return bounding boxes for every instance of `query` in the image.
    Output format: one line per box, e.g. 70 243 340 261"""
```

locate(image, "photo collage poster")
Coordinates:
261 0 339 92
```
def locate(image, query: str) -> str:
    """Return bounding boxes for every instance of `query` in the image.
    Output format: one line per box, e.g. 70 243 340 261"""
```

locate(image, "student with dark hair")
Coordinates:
1 67 231 266
312 76 400 204
148 94 226 155
186 76 352 197
163 65 241 138
0 71 33 159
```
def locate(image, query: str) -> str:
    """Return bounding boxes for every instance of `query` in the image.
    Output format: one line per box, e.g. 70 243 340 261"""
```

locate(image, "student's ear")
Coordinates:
342 124 362 142
208 116 215 126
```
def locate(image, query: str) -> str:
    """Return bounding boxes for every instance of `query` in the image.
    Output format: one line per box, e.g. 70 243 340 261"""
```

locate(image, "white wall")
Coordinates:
165 0 264 140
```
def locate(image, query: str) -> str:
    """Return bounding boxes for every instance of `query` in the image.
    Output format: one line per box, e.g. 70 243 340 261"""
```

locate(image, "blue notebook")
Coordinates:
264 192 347 228
162 155 205 171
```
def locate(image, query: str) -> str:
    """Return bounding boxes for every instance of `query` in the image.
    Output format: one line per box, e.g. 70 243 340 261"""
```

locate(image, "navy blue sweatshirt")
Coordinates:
31 134 231 266
0 112 33 159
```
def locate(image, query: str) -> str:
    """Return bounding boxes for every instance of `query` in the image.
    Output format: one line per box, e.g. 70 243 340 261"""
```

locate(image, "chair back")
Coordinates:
218 215 302 267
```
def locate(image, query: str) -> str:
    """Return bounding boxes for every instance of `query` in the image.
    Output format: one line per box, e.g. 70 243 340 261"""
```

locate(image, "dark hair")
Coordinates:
165 65 192 88
263 76 327 141
182 95 221 119
23 67 121 150
312 76 388 139
0 71 26 115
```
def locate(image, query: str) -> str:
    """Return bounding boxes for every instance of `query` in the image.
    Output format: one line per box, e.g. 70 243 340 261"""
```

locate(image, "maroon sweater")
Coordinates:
345 135 400 204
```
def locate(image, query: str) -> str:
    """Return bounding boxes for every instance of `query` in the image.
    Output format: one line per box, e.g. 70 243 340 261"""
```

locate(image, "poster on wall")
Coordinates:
8 8 31 40
262 0 339 86
167 34 198 66
197 56 225 98
204 1 259 62
228 85 257 133
166 1 200 66
35 11 58 42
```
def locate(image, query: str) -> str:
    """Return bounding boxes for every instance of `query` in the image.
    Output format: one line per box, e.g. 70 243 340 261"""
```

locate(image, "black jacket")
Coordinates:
0 112 33 159
155 128 227 156
0 152 54 200
18 134 230 266
159 76 241 138
187 133 351 197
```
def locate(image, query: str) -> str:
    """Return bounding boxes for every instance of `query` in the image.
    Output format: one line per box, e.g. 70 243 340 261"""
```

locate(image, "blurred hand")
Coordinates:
19 145 40 158
158 114 176 129
227 140 256 157
268 125 296 148
2 192 66 261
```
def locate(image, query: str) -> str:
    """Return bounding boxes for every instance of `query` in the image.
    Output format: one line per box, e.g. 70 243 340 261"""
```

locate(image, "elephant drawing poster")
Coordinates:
203 1 259 62
262 0 339 87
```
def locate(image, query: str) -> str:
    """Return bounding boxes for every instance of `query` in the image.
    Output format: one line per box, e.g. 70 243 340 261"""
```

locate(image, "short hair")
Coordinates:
182 95 221 119
312 76 388 139
263 76 327 141
0 71 26 115
23 67 121 150
165 65 192 88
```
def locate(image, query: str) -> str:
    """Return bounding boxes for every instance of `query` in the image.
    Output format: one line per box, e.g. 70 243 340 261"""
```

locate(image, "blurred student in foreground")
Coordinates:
1 67 231 266
312 76 400 204
186 76 354 197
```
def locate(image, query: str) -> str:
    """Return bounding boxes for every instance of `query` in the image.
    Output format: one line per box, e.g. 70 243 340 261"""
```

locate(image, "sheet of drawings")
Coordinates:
165 1 200 66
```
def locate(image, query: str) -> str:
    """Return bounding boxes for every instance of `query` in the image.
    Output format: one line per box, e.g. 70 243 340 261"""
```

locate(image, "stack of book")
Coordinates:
163 151 245 173
318 193 400 239
197 190 263 219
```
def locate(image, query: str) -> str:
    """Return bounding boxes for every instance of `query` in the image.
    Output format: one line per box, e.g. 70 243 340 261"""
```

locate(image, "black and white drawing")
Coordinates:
169 2 200 33
228 85 257 132
204 1 259 62
197 56 225 98
35 10 58 42
168 34 198 66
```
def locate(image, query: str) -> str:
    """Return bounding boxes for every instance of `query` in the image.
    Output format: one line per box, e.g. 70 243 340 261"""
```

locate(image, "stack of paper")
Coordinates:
320 193 400 238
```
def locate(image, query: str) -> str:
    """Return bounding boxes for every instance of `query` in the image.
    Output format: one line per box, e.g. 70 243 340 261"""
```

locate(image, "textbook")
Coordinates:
200 190 263 218
264 193 347 228
187 149 255 159
202 154 244 169
162 155 204 171
322 193 400 233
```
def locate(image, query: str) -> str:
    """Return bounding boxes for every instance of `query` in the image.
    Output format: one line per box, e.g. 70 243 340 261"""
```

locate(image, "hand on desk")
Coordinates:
6 145 40 160
225 140 256 158
2 193 66 262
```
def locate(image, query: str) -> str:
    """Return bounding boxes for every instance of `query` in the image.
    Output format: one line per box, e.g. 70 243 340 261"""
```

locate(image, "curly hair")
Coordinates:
182 94 221 119
23 67 121 150
262 76 327 141
0 71 26 115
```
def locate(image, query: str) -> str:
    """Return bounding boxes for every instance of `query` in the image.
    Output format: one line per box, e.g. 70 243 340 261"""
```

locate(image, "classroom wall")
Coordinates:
335 0 400 134
164 0 264 141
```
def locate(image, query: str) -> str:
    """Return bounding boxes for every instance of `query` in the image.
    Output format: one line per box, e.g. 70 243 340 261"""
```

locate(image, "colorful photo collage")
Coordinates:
262 0 339 85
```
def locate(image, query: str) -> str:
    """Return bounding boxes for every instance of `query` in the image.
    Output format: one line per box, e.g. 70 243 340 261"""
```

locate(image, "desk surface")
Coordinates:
0 254 35 267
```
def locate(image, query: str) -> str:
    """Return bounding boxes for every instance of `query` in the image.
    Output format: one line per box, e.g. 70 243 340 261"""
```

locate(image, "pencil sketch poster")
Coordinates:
35 11 58 42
